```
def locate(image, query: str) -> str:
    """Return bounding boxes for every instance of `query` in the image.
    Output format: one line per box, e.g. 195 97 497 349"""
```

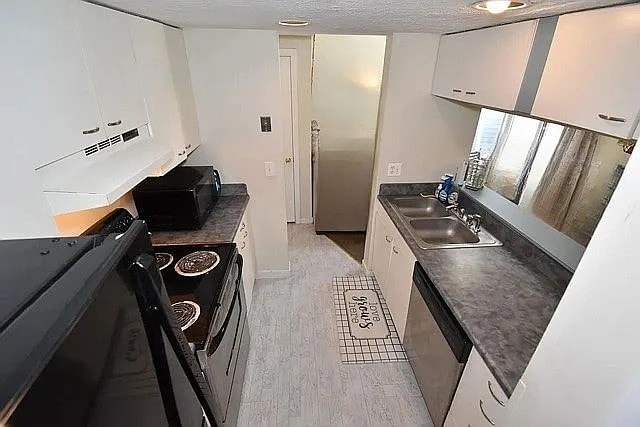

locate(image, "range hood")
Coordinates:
36 124 172 215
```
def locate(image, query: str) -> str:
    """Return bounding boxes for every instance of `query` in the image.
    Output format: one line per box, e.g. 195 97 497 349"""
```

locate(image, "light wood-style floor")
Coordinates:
237 224 432 426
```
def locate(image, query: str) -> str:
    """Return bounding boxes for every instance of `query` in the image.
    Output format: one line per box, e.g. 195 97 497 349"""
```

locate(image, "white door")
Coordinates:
279 52 298 223
4 0 106 168
77 2 148 137
531 3 640 138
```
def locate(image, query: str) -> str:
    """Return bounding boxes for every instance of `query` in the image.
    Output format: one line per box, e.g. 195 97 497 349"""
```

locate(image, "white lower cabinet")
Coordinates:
370 202 416 340
233 209 256 312
445 348 509 427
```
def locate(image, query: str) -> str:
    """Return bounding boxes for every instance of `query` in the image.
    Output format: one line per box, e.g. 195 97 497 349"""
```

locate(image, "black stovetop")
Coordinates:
153 243 236 349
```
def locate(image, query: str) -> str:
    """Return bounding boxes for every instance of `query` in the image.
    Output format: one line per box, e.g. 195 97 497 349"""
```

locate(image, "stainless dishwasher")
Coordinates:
404 262 472 427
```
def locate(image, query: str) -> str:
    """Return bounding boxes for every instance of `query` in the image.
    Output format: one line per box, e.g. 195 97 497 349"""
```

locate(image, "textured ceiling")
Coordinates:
96 0 627 33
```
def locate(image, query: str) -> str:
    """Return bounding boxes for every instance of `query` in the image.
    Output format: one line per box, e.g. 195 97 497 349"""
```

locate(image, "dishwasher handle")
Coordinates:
412 262 472 363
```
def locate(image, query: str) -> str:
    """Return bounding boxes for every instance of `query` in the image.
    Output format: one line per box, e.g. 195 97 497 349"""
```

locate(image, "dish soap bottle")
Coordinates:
436 174 454 204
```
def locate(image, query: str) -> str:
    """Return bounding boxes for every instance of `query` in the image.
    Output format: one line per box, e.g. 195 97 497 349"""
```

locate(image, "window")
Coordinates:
468 109 633 246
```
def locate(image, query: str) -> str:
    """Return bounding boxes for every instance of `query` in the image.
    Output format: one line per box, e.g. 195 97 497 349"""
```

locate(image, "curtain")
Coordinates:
531 128 598 229
484 115 516 198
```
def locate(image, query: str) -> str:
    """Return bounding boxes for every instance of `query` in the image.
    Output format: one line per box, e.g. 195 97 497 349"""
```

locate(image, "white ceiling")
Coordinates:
96 0 627 33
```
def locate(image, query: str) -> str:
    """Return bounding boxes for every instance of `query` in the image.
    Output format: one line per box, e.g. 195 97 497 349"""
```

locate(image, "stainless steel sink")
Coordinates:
390 196 450 218
387 196 502 249
410 218 480 245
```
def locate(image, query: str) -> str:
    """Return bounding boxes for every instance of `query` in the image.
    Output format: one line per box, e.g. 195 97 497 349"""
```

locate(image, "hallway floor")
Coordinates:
237 224 432 426
323 231 366 262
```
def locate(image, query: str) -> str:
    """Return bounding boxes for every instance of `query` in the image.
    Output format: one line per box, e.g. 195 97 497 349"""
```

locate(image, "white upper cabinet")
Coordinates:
128 16 201 175
531 4 640 139
77 2 147 137
433 20 538 111
3 0 106 168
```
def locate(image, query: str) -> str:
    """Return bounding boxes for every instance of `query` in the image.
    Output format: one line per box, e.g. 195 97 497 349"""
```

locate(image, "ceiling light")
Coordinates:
473 1 527 14
278 19 310 27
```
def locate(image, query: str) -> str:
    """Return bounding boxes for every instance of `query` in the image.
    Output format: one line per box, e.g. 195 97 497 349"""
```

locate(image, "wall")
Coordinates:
184 29 289 275
0 133 58 239
503 148 640 426
278 35 313 223
312 35 387 231
364 33 481 263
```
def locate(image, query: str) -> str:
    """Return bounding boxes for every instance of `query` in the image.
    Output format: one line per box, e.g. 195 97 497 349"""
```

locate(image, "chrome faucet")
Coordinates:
446 203 482 234
466 214 482 234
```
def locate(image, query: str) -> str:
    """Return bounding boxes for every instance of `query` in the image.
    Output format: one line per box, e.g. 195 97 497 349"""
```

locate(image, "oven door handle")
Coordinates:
206 255 244 357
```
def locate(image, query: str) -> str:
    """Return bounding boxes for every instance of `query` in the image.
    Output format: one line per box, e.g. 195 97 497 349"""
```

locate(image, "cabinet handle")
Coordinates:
392 246 399 254
186 144 192 149
465 91 476 95
479 399 496 426
452 88 462 93
385 235 392 243
107 119 122 126
598 114 626 123
82 126 100 135
243 231 248 238
487 380 505 407
240 241 246 250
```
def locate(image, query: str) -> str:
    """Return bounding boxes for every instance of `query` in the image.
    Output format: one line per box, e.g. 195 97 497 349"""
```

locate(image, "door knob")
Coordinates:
285 157 293 164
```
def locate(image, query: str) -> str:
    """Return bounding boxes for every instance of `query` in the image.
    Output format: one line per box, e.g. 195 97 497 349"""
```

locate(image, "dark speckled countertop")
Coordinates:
150 184 249 246
378 194 567 396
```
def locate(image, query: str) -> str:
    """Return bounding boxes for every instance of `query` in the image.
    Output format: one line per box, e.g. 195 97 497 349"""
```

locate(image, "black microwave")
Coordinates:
0 222 218 426
133 166 222 231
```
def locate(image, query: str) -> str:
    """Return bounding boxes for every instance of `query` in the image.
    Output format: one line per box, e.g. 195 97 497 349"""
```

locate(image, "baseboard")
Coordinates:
256 268 291 279
297 217 314 224
362 259 372 273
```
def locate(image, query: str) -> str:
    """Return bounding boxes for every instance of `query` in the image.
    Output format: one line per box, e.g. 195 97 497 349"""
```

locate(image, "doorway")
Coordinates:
311 35 387 233
278 35 387 262
279 49 300 223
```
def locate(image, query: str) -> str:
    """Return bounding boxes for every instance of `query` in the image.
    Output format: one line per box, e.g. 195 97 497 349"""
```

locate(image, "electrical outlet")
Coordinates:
387 162 402 177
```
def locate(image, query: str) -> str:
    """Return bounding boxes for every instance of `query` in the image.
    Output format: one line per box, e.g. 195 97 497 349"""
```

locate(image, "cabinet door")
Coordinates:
128 16 183 155
386 233 416 340
3 0 105 168
234 212 256 312
432 33 469 102
77 2 147 136
433 20 537 111
446 348 508 427
532 4 640 138
371 209 393 293
165 27 201 156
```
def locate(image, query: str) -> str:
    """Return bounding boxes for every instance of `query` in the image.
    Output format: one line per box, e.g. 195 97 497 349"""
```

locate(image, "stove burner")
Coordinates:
174 251 220 277
171 301 201 331
154 252 173 271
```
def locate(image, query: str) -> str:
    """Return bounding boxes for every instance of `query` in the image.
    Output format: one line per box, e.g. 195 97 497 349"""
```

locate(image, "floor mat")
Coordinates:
333 275 407 364
323 231 366 261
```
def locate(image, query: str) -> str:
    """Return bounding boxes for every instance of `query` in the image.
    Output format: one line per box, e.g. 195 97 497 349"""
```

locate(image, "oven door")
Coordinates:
199 254 247 424
1 222 218 427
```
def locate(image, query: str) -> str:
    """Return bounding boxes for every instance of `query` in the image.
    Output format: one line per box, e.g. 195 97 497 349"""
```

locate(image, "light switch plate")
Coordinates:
264 161 275 176
387 162 402 177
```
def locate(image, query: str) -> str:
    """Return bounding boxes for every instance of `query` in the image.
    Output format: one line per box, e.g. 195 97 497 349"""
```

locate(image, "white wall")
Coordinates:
502 147 640 426
184 29 289 274
363 33 480 262
0 133 58 239
278 35 313 223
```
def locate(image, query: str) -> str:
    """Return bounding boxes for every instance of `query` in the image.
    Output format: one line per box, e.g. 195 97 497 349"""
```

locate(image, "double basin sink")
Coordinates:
389 196 502 250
